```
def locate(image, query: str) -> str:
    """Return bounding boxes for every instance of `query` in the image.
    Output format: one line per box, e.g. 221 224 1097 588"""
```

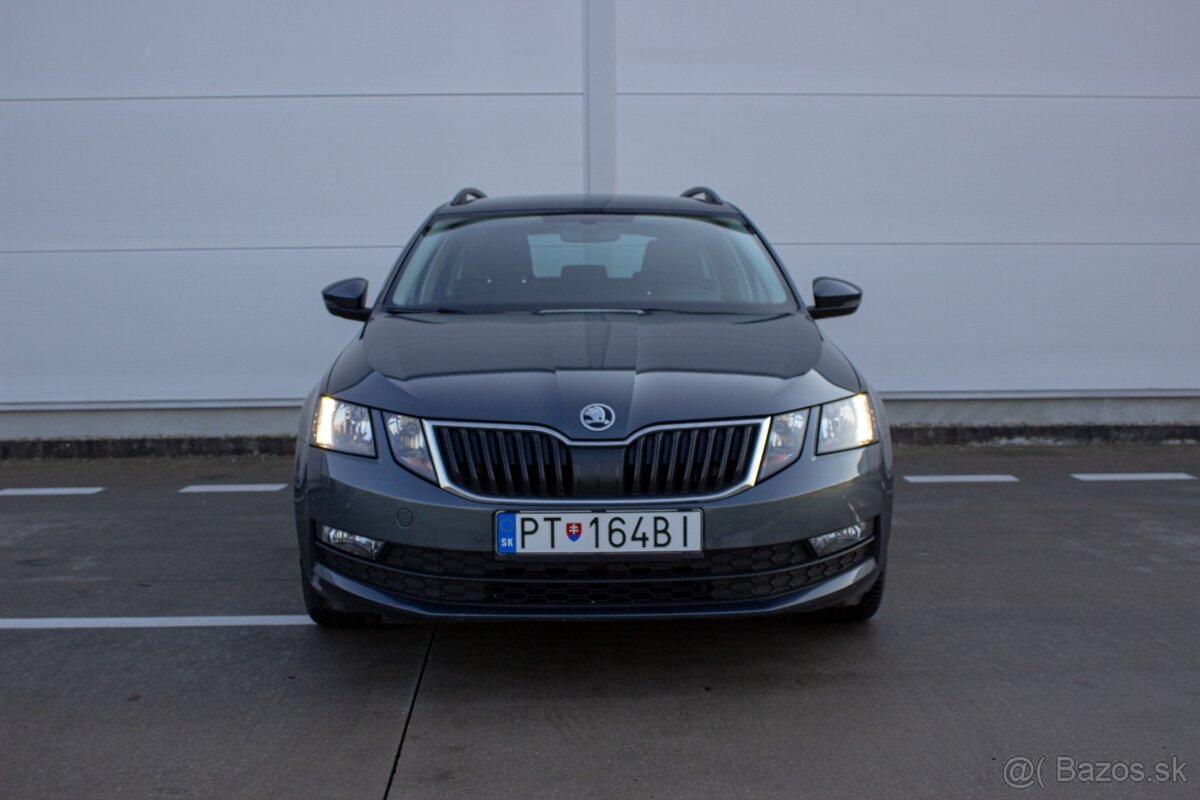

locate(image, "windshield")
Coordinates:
388 213 795 313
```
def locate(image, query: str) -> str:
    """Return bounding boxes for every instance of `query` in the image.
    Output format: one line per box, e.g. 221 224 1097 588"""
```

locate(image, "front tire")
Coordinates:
828 567 886 623
302 570 380 628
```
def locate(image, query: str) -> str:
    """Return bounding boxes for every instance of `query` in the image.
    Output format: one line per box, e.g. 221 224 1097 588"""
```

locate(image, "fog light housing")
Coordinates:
807 522 870 557
318 524 385 560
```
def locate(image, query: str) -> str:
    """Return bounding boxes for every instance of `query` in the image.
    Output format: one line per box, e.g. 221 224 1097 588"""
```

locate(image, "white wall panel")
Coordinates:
0 249 400 404
617 0 1200 96
1 96 584 251
0 0 581 97
614 0 1200 401
3 0 1199 421
615 95 1200 245
1 2 588 411
776 245 1200 393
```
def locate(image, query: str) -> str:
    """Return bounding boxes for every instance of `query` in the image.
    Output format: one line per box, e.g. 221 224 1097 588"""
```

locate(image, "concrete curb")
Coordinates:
890 424 1200 446
2 426 1197 459
0 436 297 459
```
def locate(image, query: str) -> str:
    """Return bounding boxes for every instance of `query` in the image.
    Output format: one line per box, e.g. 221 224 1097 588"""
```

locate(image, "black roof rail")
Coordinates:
450 187 488 206
680 186 723 204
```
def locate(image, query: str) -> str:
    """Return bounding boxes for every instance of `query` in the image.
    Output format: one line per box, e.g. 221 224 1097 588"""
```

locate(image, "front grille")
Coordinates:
432 421 763 499
315 536 873 610
434 426 573 497
624 424 758 496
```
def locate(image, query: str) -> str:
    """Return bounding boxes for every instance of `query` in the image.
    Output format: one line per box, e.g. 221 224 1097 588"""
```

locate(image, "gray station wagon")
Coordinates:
293 187 893 625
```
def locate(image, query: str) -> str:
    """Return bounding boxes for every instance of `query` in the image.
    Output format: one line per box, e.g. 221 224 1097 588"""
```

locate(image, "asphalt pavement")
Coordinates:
1 445 1197 799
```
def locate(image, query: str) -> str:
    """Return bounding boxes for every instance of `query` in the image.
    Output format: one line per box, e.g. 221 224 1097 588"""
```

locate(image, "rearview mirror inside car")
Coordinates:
809 277 862 319
322 277 370 321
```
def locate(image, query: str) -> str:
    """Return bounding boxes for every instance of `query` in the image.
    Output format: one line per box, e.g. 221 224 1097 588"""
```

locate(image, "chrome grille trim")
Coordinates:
423 418 771 505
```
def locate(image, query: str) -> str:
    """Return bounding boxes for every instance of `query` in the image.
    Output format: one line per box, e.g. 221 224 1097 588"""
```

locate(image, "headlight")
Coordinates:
311 396 375 457
817 394 877 454
383 412 437 483
758 409 809 480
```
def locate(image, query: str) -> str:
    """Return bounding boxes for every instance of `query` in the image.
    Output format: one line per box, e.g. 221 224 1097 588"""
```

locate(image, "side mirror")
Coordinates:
809 277 862 319
322 278 370 321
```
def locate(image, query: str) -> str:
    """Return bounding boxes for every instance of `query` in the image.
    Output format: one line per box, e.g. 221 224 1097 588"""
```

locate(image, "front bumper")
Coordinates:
295 429 893 620
312 551 881 621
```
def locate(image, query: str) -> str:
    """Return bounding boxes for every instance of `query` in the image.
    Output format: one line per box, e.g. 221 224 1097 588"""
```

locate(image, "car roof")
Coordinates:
432 193 744 219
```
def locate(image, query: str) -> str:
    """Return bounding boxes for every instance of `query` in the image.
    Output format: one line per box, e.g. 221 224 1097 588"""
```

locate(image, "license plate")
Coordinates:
496 510 701 555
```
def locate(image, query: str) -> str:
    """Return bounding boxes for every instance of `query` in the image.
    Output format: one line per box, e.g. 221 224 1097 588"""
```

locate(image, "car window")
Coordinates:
527 233 653 279
389 213 793 313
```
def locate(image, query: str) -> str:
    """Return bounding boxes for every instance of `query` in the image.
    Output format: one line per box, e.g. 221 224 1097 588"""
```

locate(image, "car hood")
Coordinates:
326 312 861 439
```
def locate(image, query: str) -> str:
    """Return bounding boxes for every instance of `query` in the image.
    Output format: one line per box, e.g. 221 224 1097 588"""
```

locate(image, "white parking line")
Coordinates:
1071 472 1195 482
178 483 288 493
0 615 313 630
0 487 106 496
903 475 1019 484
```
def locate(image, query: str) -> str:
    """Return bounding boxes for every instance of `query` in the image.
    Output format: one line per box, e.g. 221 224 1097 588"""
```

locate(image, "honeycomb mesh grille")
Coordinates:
315 537 872 610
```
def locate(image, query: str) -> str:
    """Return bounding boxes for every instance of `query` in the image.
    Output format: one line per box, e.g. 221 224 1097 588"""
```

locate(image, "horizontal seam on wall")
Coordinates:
882 390 1200 400
7 242 1200 256
0 245 406 255
617 91 1200 101
771 242 1200 247
0 92 583 103
0 400 305 411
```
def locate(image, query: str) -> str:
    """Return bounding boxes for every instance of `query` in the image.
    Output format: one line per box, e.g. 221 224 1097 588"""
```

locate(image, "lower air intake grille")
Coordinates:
315 537 873 610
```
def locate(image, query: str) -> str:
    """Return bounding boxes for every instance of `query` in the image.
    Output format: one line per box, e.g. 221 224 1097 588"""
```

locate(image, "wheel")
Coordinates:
302 569 380 628
828 567 886 623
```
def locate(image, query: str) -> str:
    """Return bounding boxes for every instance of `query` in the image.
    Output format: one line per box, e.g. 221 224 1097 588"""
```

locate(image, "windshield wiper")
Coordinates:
637 307 740 315
385 307 468 315
532 307 745 316
534 308 645 315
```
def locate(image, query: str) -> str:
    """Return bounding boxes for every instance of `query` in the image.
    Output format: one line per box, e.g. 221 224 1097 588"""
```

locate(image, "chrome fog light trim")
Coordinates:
318 524 385 560
807 522 871 556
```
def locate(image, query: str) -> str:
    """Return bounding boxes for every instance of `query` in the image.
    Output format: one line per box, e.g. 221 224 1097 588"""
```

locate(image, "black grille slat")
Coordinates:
549 438 566 496
681 428 701 492
433 429 450 479
646 432 663 493
432 422 760 499
697 429 717 492
714 427 736 487
732 426 754 479
512 432 530 494
437 428 461 484
474 429 498 493
492 431 515 494
457 429 480 488
662 430 681 492
477 430 496 491
630 438 645 496
532 434 548 494
514 435 527 492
